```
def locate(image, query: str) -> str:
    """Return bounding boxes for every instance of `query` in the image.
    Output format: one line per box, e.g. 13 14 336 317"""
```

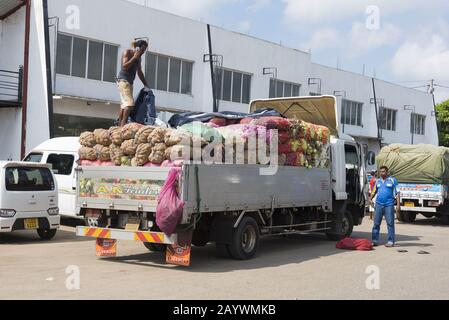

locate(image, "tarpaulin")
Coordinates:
376 144 449 185
168 108 282 128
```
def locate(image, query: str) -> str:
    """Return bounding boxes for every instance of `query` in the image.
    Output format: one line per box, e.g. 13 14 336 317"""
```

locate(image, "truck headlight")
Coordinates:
0 209 16 218
47 208 59 216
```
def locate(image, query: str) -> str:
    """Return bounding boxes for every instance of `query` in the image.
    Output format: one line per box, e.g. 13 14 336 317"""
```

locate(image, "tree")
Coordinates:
436 99 449 147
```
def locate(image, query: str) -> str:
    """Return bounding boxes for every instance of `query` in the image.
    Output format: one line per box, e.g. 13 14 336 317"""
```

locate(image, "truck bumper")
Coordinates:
400 206 437 213
0 212 60 233
76 226 177 245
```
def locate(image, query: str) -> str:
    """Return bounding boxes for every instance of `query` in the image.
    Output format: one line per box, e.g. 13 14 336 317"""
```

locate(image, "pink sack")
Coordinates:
156 167 185 235
336 238 374 251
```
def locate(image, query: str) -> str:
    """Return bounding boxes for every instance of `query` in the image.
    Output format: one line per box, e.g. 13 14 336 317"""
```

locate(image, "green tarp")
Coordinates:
376 144 449 185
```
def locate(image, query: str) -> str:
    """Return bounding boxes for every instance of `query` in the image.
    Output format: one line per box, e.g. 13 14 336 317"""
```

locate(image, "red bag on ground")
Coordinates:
336 238 374 251
156 167 185 235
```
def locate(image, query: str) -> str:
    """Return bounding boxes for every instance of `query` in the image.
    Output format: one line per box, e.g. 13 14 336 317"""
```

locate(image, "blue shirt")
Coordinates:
373 177 399 207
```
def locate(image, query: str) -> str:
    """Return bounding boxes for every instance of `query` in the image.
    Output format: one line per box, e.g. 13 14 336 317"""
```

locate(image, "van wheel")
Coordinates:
143 242 167 252
326 211 354 241
37 229 57 240
228 217 260 260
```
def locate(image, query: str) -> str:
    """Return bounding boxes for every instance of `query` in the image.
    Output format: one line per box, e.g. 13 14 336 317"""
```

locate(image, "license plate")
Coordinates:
404 202 415 207
24 218 39 230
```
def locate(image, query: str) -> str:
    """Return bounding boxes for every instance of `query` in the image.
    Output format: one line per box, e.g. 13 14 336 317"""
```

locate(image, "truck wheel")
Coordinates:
84 216 107 228
192 230 210 247
326 211 354 241
403 212 417 223
37 229 57 240
397 211 405 222
143 242 167 252
228 217 260 260
441 214 449 225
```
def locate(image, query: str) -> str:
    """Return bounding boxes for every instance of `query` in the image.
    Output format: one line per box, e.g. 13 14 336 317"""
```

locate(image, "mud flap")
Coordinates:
96 238 117 257
166 229 193 267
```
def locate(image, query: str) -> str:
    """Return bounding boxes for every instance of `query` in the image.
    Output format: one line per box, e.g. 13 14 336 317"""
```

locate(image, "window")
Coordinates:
411 113 426 135
56 34 72 76
145 52 193 95
56 33 119 83
71 37 87 78
24 153 43 163
5 167 55 192
379 107 397 131
46 154 75 176
269 79 301 98
54 114 115 138
341 99 363 127
216 68 252 104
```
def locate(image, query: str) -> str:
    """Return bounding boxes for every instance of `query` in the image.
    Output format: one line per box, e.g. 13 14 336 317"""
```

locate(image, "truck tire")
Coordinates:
192 230 210 247
37 229 57 240
228 217 260 260
441 214 449 225
326 211 354 241
403 212 417 223
143 242 167 252
397 211 406 222
84 216 107 228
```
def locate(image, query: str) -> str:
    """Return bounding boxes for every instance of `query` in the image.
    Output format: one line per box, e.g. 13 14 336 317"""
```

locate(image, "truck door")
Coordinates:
344 143 361 204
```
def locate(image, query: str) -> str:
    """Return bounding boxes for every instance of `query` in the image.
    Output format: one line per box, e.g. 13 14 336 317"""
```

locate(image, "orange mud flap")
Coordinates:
166 229 194 267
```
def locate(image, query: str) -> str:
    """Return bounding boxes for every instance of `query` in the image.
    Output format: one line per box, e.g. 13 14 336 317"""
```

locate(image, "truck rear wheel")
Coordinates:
37 229 57 240
326 211 354 241
228 217 260 260
215 243 232 258
143 242 167 252
441 214 449 225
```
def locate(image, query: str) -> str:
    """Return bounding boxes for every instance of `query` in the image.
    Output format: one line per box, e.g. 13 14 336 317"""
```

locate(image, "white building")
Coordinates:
0 0 439 170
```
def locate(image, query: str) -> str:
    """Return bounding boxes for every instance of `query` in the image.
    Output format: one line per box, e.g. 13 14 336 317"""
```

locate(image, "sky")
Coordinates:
127 0 449 103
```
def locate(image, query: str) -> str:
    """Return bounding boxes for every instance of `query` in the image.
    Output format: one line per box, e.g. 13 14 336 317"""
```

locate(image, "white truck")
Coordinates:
0 161 60 239
75 96 367 264
24 137 81 220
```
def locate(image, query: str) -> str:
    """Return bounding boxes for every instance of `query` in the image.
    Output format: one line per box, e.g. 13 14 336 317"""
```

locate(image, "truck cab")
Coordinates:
24 137 81 219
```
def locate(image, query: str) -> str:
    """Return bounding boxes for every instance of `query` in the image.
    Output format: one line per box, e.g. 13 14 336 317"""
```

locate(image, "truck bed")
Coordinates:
77 164 332 224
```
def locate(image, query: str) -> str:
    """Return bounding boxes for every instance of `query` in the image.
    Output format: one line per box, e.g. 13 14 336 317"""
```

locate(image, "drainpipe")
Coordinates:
20 0 31 159
371 78 382 150
43 0 54 138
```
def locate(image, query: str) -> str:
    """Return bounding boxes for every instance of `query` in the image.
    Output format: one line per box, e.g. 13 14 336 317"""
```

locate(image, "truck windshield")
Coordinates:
23 153 43 163
5 167 55 192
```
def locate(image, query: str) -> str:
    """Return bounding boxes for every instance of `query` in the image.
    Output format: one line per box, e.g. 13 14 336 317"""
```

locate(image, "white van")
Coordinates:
0 162 60 239
24 138 81 220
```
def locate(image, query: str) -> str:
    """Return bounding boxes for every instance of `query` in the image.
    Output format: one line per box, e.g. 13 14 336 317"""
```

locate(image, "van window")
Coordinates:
5 167 55 191
46 154 74 175
24 153 43 163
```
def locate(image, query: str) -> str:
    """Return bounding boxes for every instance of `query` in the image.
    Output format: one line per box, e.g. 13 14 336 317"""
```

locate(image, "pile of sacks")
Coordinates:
78 116 330 169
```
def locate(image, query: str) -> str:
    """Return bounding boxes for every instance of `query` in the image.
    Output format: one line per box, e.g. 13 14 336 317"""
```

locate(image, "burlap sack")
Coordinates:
109 127 123 146
78 147 97 161
93 144 110 161
79 132 96 148
93 129 111 146
134 143 152 166
135 126 157 144
122 123 142 140
121 139 137 156
148 128 166 145
110 144 124 166
148 150 165 164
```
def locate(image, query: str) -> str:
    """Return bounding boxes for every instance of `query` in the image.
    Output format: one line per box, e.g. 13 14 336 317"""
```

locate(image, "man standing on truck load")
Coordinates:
370 166 400 247
117 39 150 127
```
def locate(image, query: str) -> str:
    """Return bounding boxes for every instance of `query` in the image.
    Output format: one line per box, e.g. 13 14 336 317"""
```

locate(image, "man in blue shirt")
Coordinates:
370 166 401 247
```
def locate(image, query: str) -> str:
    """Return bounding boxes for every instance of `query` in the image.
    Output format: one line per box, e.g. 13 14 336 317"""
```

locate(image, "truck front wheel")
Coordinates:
326 211 354 241
402 212 417 223
228 217 260 260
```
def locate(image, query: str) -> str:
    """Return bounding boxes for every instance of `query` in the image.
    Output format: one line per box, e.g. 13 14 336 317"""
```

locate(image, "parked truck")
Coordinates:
377 144 449 224
75 96 367 265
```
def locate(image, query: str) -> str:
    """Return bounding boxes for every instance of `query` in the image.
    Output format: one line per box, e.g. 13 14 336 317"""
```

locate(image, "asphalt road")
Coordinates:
0 216 448 300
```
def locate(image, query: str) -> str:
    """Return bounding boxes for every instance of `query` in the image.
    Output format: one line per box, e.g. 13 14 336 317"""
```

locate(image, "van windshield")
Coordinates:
24 153 43 163
5 167 55 192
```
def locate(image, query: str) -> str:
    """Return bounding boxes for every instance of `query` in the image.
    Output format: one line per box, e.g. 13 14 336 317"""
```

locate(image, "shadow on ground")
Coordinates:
104 231 424 273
